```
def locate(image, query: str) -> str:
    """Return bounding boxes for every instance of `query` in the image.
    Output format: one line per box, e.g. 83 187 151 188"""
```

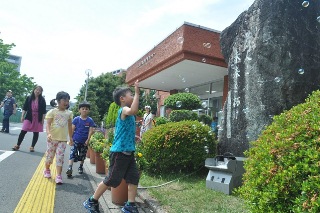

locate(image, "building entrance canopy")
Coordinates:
126 22 228 101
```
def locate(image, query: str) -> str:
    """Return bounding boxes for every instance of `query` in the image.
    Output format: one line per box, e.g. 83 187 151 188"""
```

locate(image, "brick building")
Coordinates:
126 22 228 118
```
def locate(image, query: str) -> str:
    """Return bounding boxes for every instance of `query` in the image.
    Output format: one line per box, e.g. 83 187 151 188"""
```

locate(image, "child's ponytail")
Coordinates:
50 99 57 107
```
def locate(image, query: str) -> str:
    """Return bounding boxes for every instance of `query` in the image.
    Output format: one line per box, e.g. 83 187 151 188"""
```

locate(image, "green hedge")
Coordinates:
141 120 217 174
105 102 120 128
237 90 320 212
164 93 201 110
169 110 198 122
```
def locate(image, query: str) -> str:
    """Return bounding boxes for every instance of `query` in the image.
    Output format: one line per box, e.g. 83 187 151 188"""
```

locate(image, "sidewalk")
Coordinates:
83 158 166 213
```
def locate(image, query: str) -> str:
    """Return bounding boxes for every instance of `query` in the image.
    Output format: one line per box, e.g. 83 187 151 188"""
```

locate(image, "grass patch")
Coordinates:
139 169 249 213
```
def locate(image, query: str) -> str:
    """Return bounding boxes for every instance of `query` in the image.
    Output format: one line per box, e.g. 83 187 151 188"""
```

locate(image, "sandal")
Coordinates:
30 147 35 152
12 145 20 151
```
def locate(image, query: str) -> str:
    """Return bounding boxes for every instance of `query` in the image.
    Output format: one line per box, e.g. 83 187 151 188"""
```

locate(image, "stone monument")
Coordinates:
218 0 320 156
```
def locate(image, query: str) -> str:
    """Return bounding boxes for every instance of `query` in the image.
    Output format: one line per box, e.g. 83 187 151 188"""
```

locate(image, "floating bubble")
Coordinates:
243 108 249 114
177 36 184 44
298 68 304 75
176 101 182 108
181 78 186 83
204 146 209 154
317 16 320 23
202 58 206 63
185 88 190 93
204 137 208 142
302 1 309 7
203 43 211 48
274 77 281 83
208 130 213 135
201 101 208 108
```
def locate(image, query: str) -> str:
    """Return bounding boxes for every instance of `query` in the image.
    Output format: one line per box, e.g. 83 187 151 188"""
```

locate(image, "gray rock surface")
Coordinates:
218 0 320 156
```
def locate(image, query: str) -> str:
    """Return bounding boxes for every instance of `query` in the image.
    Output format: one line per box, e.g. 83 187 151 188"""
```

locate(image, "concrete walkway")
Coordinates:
83 158 166 213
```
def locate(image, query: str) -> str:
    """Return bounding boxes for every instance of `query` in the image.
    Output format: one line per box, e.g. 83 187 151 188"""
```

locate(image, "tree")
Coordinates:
74 72 126 124
0 39 35 106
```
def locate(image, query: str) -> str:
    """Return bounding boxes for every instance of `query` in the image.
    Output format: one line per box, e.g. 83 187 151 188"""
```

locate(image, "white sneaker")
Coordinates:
44 169 51 178
55 175 63 184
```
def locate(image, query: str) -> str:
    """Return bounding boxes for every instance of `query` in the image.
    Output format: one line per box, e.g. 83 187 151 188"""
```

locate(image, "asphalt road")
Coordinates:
0 122 160 213
0 122 99 213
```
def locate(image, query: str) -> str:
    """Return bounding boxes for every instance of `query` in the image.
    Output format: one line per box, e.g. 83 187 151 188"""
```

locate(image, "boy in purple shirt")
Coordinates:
67 101 95 177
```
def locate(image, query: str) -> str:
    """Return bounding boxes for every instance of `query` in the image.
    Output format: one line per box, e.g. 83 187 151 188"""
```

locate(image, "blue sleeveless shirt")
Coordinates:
110 108 136 152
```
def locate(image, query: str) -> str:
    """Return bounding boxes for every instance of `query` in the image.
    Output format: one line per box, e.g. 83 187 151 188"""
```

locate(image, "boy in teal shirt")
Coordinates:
83 80 140 213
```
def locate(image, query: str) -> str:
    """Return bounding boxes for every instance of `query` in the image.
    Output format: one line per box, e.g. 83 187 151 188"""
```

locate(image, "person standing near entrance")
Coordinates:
0 90 16 133
12 86 46 152
140 105 153 138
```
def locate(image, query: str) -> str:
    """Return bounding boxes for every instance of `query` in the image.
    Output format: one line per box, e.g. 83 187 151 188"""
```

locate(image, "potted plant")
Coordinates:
92 138 107 174
88 137 97 164
101 141 111 174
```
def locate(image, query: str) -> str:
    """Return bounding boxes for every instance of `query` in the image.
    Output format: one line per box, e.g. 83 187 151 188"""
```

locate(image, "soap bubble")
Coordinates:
201 101 208 108
177 37 184 44
176 101 182 108
184 88 190 93
302 1 309 7
274 77 281 83
203 43 211 48
298 68 304 75
202 58 206 63
208 130 213 135
204 146 209 154
317 16 320 23
181 78 186 83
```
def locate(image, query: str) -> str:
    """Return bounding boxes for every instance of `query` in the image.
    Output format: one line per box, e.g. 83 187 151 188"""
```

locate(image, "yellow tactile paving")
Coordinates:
14 155 57 213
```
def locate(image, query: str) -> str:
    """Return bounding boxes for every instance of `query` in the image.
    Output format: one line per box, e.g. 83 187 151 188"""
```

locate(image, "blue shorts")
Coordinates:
69 142 88 162
103 152 140 187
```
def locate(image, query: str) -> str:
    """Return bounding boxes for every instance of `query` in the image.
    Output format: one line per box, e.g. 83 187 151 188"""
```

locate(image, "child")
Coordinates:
83 80 140 213
66 101 95 177
44 91 73 184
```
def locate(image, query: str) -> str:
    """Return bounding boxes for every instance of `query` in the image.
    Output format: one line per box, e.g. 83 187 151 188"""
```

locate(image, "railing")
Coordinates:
0 111 22 123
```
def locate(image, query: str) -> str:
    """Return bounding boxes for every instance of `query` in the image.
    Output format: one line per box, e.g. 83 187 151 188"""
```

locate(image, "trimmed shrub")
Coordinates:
237 90 320 212
169 110 198 122
154 116 169 126
105 102 120 128
164 93 201 110
198 114 212 126
141 120 217 174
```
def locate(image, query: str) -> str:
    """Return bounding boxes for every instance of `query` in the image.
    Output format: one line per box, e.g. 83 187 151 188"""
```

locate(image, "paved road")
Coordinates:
0 122 160 213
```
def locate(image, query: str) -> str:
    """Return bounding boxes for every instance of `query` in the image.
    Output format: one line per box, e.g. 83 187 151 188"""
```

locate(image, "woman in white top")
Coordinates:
140 105 153 138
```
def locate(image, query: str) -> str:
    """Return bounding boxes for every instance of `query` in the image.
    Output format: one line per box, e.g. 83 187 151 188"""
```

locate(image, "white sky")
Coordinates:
0 0 255 103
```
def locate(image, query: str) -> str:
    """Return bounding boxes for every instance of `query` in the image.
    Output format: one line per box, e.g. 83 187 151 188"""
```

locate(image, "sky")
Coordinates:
0 0 255 103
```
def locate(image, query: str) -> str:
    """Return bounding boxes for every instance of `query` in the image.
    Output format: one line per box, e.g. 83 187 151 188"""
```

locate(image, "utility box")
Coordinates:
205 155 246 195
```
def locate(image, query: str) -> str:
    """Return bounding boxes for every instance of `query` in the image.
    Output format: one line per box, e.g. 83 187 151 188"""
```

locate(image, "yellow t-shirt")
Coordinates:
46 108 73 142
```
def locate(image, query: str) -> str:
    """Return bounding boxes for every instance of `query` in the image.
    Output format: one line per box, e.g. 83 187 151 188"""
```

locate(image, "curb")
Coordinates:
83 158 167 213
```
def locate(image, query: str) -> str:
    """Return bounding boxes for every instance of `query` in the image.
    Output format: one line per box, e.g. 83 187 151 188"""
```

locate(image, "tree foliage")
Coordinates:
74 72 126 124
0 39 36 106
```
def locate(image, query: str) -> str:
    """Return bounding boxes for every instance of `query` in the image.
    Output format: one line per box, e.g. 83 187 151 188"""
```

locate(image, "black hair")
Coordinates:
50 91 70 107
113 86 132 106
78 101 90 109
31 85 44 100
